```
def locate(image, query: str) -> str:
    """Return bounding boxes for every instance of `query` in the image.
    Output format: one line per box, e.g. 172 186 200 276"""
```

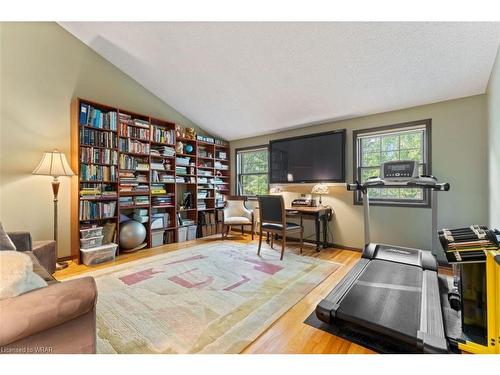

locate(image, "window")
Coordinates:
236 146 269 196
353 119 431 207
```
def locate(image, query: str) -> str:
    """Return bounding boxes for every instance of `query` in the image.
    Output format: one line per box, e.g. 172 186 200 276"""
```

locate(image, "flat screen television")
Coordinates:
269 130 346 184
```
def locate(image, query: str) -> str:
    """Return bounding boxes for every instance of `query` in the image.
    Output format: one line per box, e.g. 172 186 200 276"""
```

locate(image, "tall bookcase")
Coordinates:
70 98 230 263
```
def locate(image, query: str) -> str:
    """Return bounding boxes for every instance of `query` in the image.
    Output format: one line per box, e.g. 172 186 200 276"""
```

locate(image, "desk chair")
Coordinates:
257 195 303 260
222 197 254 239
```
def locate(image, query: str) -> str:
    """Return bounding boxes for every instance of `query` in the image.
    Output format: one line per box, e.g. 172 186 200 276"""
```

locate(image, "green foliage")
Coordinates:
238 149 269 196
359 130 425 201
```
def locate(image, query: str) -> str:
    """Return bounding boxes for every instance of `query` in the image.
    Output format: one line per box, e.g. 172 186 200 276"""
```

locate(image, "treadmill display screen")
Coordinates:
382 161 418 179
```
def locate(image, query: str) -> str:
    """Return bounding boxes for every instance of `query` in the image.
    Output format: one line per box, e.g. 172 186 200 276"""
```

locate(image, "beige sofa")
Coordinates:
0 232 98 354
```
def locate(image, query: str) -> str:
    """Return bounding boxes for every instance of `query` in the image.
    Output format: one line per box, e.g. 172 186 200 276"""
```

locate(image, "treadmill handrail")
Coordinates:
346 177 450 191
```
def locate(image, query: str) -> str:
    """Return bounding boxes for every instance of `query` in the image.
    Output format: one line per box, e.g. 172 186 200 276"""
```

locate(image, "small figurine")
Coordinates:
176 141 184 154
185 127 197 140
175 124 183 138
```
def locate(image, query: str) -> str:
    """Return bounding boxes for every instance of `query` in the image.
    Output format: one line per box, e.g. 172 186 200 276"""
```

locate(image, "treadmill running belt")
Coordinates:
337 260 422 342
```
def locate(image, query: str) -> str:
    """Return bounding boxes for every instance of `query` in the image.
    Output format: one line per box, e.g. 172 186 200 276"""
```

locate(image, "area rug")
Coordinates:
75 240 340 354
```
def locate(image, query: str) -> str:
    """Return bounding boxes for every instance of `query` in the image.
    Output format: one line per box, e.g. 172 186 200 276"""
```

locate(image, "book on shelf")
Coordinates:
79 200 117 220
214 161 229 170
151 126 175 144
119 154 149 170
119 138 150 154
118 113 150 128
80 164 116 182
152 195 174 206
79 103 118 131
134 196 150 205
152 170 175 183
80 127 117 148
215 150 227 159
120 122 150 140
133 208 149 223
151 145 175 157
80 147 118 165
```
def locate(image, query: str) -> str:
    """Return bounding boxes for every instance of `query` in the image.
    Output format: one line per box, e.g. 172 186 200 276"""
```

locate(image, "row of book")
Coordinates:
80 187 117 199
151 161 172 171
151 184 167 195
119 171 149 193
119 195 150 207
151 126 175 144
152 195 174 207
152 170 176 183
80 128 117 148
118 113 150 129
119 138 150 154
80 147 118 165
151 145 176 158
79 104 118 131
131 208 149 224
119 154 149 170
215 161 229 170
80 164 117 182
120 122 150 140
79 200 117 220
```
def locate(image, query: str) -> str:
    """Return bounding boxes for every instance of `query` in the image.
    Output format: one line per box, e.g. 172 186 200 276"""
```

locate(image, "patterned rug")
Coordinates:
77 240 340 354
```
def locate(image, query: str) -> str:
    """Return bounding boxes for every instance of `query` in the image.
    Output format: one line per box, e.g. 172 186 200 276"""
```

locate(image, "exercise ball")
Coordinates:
119 220 146 250
185 144 193 153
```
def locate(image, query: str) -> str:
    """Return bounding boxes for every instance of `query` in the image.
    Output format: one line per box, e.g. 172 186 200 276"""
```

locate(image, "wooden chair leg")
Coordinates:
299 228 303 253
280 230 286 260
251 222 254 240
270 234 274 249
241 225 244 235
222 224 226 239
257 230 263 255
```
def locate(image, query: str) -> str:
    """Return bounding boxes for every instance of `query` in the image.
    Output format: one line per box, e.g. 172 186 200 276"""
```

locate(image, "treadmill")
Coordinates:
315 160 451 353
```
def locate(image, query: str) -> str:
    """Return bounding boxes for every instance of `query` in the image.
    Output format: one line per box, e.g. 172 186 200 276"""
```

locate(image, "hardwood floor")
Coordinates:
55 234 375 354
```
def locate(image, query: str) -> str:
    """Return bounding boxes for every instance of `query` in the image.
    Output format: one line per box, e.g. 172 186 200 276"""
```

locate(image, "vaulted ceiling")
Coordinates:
60 22 500 140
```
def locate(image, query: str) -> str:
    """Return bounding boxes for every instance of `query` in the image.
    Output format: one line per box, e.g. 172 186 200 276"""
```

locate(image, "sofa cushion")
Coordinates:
0 251 48 300
0 223 16 251
25 252 57 285
224 216 252 225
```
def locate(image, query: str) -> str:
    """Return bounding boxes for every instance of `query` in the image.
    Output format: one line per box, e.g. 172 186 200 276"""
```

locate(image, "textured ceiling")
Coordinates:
60 22 500 140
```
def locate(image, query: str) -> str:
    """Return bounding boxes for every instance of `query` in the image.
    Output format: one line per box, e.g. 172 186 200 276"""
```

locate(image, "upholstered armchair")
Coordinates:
222 198 254 240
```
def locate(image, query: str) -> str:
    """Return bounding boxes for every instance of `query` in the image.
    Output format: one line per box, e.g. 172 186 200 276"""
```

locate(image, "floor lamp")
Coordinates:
32 150 75 269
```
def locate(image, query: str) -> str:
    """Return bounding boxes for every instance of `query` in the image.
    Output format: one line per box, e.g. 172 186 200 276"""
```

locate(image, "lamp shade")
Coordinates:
269 186 283 194
32 150 75 177
311 183 329 195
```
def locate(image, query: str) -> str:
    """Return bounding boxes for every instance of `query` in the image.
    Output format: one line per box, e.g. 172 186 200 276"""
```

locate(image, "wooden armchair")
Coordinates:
222 197 254 239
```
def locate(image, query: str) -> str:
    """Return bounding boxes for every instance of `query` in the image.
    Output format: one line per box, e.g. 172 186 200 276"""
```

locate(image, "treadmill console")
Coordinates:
380 160 419 181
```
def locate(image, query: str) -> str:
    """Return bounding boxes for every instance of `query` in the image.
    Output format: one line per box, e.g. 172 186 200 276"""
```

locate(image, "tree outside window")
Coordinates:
354 119 431 207
236 147 269 196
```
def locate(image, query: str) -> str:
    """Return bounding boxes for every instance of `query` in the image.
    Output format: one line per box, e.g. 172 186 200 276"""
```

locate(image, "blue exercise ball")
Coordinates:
120 220 146 250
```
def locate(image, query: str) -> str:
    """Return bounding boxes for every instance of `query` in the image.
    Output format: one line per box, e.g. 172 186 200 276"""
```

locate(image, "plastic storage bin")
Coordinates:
187 225 197 240
80 235 104 249
177 226 188 242
80 226 103 239
176 157 190 166
80 243 118 266
151 230 165 247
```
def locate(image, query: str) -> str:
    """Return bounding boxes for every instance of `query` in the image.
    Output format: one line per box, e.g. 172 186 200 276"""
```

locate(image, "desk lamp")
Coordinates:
312 183 329 206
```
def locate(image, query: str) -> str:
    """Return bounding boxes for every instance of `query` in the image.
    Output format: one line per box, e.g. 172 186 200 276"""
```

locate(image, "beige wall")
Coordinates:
230 95 488 259
487 47 500 228
0 22 204 257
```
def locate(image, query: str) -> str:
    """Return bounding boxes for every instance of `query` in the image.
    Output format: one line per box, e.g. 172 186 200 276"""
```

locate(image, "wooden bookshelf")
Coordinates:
70 98 230 263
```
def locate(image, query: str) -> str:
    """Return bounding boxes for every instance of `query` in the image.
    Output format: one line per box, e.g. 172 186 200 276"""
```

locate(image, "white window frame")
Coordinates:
353 119 432 207
235 145 269 197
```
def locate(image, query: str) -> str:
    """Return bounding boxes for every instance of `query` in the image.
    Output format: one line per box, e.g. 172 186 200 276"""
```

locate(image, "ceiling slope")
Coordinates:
60 22 500 140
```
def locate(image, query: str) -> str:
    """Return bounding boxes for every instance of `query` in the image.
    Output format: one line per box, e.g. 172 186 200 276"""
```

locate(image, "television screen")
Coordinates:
269 130 345 183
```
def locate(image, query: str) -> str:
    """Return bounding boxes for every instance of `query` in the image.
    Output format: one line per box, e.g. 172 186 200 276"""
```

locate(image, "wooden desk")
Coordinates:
285 206 333 251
